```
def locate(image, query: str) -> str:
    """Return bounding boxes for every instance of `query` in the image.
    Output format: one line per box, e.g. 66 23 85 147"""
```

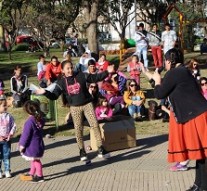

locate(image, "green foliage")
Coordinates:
171 2 206 22
12 43 29 51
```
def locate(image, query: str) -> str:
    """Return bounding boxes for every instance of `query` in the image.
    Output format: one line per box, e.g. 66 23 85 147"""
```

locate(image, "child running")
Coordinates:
0 95 16 178
19 100 45 183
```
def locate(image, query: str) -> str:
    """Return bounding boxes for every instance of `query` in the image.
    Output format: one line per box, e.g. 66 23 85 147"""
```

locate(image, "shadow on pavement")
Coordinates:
11 137 77 159
37 134 168 180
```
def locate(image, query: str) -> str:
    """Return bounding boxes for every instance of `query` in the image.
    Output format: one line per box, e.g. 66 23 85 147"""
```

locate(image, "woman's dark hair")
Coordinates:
14 65 22 71
100 53 106 59
132 54 139 61
127 79 140 91
164 23 171 28
23 100 42 122
88 59 96 66
97 96 108 107
51 55 58 61
13 65 22 75
61 60 73 69
152 23 158 28
39 55 45 60
164 48 184 68
185 58 199 70
88 83 98 91
199 77 207 86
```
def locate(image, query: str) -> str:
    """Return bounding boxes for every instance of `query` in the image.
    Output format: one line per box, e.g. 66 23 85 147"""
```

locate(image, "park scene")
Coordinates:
0 0 207 190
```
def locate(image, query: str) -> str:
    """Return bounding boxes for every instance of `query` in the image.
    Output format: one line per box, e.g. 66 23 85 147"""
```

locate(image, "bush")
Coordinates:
12 43 29 51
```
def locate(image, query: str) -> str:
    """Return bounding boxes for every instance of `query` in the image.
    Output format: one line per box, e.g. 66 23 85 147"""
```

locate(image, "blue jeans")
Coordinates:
128 96 142 116
135 46 148 68
0 141 11 172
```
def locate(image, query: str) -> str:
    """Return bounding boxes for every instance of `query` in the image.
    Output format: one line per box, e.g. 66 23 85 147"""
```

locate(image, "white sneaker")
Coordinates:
5 171 11 178
0 172 3 179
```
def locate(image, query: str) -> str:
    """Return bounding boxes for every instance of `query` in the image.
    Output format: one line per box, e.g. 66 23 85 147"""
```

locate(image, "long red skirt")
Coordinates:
168 111 207 163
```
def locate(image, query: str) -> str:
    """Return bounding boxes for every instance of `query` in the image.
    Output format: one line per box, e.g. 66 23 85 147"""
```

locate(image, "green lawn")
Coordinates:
1 49 207 138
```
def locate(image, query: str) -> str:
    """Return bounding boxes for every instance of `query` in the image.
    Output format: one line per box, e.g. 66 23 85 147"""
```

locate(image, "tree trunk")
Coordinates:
83 0 99 54
7 41 12 60
87 23 98 54
120 29 126 49
43 48 50 58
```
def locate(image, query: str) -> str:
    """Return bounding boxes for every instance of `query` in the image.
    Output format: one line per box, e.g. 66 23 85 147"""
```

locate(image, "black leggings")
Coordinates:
194 159 207 189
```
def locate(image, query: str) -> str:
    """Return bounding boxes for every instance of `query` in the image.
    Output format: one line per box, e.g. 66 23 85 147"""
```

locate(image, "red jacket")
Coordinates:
128 61 141 76
45 62 61 82
96 60 109 72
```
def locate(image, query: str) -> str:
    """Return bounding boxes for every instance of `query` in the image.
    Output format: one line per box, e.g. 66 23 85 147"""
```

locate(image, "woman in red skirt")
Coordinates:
147 48 207 191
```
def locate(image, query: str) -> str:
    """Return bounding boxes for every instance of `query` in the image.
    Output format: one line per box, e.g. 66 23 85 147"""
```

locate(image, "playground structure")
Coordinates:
118 3 207 65
162 3 184 51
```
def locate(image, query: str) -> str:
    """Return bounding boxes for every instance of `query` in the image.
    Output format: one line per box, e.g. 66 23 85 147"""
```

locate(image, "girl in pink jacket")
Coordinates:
95 97 113 120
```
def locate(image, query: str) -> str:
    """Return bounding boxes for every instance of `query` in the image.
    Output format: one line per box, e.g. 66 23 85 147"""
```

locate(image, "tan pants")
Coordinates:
70 102 102 149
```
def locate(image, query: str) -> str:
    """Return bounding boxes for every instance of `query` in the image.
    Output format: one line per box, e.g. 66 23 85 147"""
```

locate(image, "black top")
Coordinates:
154 65 207 123
44 71 108 106
10 75 28 93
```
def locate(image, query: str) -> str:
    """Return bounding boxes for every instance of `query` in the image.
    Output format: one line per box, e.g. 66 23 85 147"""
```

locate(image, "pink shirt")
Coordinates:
95 106 113 120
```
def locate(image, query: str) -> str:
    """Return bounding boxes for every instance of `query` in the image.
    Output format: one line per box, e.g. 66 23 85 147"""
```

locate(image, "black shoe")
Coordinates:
97 146 110 159
80 149 88 161
162 118 169 123
186 184 199 191
32 176 44 183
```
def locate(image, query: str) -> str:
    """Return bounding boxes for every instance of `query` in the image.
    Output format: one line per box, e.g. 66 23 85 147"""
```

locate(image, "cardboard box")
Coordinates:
90 115 136 152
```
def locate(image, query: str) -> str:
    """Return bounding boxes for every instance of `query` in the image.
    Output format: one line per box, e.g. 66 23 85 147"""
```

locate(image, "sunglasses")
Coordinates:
130 84 137 87
201 82 207 86
89 85 96 88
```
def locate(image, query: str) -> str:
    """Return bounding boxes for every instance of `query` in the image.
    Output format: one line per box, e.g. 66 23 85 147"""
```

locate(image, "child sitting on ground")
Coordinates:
95 97 113 121
10 65 30 107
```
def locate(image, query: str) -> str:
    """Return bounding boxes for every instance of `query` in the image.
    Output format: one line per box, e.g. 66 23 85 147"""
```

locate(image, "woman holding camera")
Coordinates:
145 48 207 191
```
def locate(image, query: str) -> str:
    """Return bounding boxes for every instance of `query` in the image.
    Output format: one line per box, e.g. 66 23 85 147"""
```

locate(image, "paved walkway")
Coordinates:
1 134 194 191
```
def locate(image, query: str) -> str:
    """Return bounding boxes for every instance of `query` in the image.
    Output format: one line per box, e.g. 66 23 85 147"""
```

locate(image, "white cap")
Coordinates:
85 49 91 54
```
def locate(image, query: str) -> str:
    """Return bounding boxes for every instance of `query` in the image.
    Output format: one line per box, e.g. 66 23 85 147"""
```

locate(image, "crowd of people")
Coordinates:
0 22 207 190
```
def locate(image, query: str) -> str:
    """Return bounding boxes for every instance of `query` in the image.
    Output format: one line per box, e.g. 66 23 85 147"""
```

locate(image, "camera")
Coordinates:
149 67 164 88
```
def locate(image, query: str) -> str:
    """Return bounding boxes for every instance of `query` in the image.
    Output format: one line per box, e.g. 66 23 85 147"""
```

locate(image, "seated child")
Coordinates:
10 65 30 107
95 97 113 121
101 81 124 113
